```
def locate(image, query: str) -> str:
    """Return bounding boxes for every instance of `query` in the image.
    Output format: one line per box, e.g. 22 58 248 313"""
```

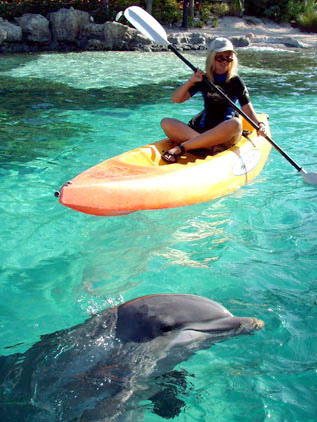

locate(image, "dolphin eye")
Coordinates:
162 326 173 333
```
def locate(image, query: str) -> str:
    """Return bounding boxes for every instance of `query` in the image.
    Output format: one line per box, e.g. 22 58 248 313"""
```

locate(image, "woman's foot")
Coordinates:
161 144 185 164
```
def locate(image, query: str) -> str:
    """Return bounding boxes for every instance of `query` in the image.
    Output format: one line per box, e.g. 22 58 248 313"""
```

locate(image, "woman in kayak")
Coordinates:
161 37 267 163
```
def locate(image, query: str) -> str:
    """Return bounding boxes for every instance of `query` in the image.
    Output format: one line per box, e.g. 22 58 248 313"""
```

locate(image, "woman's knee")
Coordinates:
160 117 175 131
230 118 243 144
230 117 242 133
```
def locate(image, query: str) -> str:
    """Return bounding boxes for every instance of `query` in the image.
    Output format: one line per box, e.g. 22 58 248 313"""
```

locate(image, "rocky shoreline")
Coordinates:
0 7 316 55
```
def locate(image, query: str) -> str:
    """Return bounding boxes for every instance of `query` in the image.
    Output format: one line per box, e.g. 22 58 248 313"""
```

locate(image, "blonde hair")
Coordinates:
205 50 238 83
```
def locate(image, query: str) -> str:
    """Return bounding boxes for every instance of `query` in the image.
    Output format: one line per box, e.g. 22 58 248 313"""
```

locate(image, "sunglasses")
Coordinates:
215 55 234 63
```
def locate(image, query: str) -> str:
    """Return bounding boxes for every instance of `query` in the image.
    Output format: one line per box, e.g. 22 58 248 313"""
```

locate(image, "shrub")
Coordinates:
244 0 289 22
198 2 212 24
151 0 181 25
296 0 317 32
284 0 305 21
0 0 103 21
210 2 229 18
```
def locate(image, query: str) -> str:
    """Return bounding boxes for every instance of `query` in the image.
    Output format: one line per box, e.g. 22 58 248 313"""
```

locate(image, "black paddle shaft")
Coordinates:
168 44 302 172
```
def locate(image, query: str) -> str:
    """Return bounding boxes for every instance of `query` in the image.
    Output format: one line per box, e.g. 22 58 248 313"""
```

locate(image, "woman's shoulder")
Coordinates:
228 74 248 89
229 74 245 84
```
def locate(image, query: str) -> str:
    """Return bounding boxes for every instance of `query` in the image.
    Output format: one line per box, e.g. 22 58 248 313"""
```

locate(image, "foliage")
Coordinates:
284 0 305 21
243 0 316 26
210 2 229 17
296 0 317 32
244 0 290 22
197 2 228 27
0 0 103 21
230 0 243 17
151 0 181 25
0 0 180 24
104 0 142 23
198 2 212 23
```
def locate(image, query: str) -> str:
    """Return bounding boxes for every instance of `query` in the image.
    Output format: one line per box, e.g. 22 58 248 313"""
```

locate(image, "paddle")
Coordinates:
118 6 317 185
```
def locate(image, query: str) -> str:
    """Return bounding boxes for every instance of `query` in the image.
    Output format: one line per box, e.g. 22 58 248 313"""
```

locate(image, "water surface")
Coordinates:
1 48 316 421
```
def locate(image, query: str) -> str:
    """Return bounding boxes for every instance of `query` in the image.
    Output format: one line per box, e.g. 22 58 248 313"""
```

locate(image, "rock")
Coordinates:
130 32 153 50
0 27 7 45
0 18 22 42
168 33 190 45
1 10 314 53
16 14 51 43
244 16 263 26
104 21 131 49
246 32 255 40
231 36 250 48
188 32 206 46
282 36 308 48
48 7 90 42
81 23 105 41
86 39 107 51
104 22 152 51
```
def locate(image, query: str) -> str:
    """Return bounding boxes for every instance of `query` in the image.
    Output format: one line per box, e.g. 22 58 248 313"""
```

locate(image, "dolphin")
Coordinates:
0 294 264 421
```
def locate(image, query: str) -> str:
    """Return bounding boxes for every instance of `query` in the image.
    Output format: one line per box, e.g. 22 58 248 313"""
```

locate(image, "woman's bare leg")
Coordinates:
161 118 199 143
163 117 242 156
183 117 242 150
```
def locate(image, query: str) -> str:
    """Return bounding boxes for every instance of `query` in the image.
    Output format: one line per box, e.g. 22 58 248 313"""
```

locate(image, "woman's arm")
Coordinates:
241 102 267 136
171 69 204 103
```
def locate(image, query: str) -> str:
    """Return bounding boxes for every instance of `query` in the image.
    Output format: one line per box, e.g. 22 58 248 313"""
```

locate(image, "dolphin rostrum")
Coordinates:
0 294 264 421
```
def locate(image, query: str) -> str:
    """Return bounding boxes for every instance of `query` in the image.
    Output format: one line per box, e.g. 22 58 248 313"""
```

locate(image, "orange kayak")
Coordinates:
56 114 271 216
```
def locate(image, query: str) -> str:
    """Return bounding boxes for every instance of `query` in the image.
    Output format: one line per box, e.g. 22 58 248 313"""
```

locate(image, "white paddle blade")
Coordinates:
300 169 317 185
115 11 123 22
124 6 169 46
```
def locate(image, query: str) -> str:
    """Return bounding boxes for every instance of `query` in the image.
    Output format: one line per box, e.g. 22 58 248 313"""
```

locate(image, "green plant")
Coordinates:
198 2 212 23
284 0 305 21
209 16 218 27
151 0 181 25
210 2 229 17
297 0 317 32
195 19 205 28
0 0 105 20
230 0 243 17
244 0 289 22
264 4 282 21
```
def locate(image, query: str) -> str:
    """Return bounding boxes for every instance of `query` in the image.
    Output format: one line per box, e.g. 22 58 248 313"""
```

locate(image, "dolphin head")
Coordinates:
115 294 264 346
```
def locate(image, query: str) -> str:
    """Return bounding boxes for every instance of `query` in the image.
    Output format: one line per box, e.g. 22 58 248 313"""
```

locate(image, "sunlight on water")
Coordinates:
0 48 316 422
3 51 193 88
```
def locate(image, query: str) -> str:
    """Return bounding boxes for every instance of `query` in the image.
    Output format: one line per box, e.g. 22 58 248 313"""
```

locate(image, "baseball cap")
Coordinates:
209 37 236 53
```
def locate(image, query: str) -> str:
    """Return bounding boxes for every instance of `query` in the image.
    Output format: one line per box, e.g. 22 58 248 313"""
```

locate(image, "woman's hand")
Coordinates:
241 104 268 138
171 69 205 103
257 121 267 137
189 69 204 84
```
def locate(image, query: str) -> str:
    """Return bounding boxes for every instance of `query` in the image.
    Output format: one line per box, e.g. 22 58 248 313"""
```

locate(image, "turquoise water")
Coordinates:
1 48 317 421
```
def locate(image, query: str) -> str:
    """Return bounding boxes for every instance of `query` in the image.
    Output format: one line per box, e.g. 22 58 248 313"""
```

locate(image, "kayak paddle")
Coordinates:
120 6 317 185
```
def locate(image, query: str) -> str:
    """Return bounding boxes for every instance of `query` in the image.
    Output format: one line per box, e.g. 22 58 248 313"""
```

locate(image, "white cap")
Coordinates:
209 37 236 53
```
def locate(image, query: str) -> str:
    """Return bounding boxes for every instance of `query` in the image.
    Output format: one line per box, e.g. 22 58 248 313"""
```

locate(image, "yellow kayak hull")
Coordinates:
58 114 271 216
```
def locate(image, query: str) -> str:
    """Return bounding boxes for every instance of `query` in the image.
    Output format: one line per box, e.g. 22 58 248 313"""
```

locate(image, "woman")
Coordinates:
161 37 267 163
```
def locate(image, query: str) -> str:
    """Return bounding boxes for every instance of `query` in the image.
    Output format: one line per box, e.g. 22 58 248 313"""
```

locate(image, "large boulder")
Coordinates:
104 21 131 49
188 32 207 46
0 18 22 42
0 27 7 45
48 7 90 42
104 22 152 50
282 36 308 48
81 23 105 41
231 36 250 48
16 13 51 43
